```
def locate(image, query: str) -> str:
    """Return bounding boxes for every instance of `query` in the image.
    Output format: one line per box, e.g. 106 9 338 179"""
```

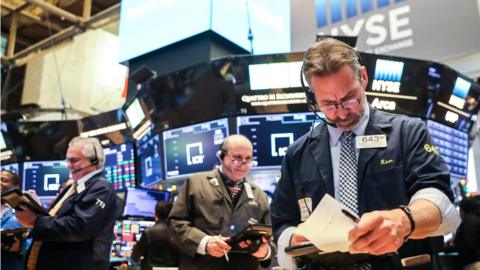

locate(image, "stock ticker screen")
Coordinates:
123 188 170 218
163 118 228 179
103 143 136 191
111 219 155 260
136 135 163 188
427 120 469 180
237 112 316 168
22 160 70 198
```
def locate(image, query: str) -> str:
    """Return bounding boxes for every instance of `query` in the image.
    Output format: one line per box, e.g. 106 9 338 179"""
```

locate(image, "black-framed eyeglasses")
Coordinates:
319 98 360 113
230 155 255 167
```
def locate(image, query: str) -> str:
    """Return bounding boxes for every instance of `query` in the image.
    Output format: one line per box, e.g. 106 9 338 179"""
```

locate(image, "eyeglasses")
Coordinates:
319 98 360 113
65 158 83 164
230 155 255 167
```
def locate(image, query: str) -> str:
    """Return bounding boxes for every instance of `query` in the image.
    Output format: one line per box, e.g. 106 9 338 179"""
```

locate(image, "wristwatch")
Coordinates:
399 205 415 242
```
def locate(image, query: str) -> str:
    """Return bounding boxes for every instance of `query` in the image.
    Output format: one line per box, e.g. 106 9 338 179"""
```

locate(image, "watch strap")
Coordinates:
399 205 415 242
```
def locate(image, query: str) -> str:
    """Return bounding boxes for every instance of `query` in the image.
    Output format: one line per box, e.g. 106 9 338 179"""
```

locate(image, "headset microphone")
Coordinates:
71 164 95 174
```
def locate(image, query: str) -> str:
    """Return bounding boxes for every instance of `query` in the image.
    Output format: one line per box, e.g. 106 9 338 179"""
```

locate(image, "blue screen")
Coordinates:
103 143 136 191
163 118 228 179
237 112 316 168
1 162 20 176
122 188 170 218
427 120 468 179
137 135 163 188
22 160 70 198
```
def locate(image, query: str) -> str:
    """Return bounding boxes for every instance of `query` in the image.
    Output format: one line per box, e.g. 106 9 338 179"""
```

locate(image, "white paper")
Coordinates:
293 194 357 252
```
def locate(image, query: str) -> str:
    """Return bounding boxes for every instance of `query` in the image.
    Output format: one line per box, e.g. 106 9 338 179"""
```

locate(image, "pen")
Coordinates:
341 209 360 223
219 235 229 262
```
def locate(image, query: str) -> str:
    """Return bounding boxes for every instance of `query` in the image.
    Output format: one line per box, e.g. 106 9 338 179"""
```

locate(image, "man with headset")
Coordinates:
168 134 273 270
270 38 460 269
16 136 122 270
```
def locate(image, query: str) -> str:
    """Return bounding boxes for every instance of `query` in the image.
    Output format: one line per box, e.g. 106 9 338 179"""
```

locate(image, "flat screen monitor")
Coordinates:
1 162 20 176
427 65 480 132
125 98 147 131
237 112 316 168
111 219 155 259
427 120 468 179
163 118 229 179
136 135 163 188
22 160 70 198
103 143 136 191
123 188 170 218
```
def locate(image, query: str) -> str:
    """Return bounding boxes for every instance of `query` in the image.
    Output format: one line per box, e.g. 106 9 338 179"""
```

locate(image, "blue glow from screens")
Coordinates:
237 112 316 168
103 143 136 191
137 135 163 188
427 120 468 178
118 0 290 62
163 118 229 179
22 160 70 197
452 77 471 99
1 163 19 175
373 59 404 82
123 188 170 218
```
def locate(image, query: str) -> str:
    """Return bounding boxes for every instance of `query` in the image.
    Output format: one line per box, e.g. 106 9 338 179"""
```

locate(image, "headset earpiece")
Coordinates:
90 144 99 165
300 66 317 106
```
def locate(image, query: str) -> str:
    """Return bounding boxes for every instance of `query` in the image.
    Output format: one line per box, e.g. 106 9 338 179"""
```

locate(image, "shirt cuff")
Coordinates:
277 226 298 270
410 187 461 235
196 235 212 255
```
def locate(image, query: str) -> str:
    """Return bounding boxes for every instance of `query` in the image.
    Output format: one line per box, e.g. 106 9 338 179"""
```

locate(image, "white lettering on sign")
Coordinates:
371 98 396 111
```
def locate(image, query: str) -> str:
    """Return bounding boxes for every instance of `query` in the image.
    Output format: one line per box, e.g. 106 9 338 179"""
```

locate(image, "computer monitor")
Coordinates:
136 135 163 188
237 112 316 168
103 143 136 191
22 160 70 199
122 188 170 219
1 162 20 176
163 118 229 179
111 219 156 259
427 120 468 179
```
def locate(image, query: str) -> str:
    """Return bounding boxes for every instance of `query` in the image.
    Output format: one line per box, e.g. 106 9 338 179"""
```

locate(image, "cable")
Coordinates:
245 0 254 54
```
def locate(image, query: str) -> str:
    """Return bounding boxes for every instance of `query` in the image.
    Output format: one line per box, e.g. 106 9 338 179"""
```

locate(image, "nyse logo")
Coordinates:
44 174 60 191
271 133 294 157
371 59 404 93
316 0 412 48
186 142 205 165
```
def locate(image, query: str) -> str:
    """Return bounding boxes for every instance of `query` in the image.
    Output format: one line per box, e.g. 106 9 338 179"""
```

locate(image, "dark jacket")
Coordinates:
168 169 272 270
454 213 480 267
270 108 454 270
131 221 179 270
29 172 123 270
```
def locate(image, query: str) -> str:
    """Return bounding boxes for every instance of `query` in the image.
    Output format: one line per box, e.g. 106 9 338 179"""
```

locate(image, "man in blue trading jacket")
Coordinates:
16 136 123 270
168 134 274 270
270 38 461 270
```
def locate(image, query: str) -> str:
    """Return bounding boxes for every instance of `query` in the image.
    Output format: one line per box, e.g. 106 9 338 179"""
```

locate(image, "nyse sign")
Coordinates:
317 1 414 54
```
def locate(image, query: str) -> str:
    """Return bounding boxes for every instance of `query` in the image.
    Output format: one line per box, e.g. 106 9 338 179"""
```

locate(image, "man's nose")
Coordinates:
336 105 348 119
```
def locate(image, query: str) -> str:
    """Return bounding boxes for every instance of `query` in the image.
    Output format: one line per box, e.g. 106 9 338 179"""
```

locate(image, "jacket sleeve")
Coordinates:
30 180 120 242
270 146 302 242
167 177 208 257
402 119 454 201
131 229 148 262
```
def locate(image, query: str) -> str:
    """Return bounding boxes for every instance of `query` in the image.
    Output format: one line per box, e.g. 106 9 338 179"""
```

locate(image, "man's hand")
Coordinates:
348 209 410 255
289 233 310 246
9 236 21 253
14 204 38 228
206 235 231 258
239 236 270 259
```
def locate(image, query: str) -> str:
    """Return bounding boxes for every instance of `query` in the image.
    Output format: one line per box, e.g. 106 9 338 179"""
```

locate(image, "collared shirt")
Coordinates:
74 169 103 194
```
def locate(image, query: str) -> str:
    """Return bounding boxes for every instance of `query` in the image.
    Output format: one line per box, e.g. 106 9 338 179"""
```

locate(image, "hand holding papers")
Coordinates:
293 194 359 252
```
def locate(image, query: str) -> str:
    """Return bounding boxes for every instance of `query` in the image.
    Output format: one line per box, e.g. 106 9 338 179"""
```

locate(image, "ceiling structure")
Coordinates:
1 0 121 118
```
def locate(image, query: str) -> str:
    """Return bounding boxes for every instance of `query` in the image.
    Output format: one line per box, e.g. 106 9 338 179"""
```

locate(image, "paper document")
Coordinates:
294 194 358 252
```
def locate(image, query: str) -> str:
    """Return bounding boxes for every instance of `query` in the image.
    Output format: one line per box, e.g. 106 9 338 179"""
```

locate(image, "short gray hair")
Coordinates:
302 38 362 84
68 136 104 168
